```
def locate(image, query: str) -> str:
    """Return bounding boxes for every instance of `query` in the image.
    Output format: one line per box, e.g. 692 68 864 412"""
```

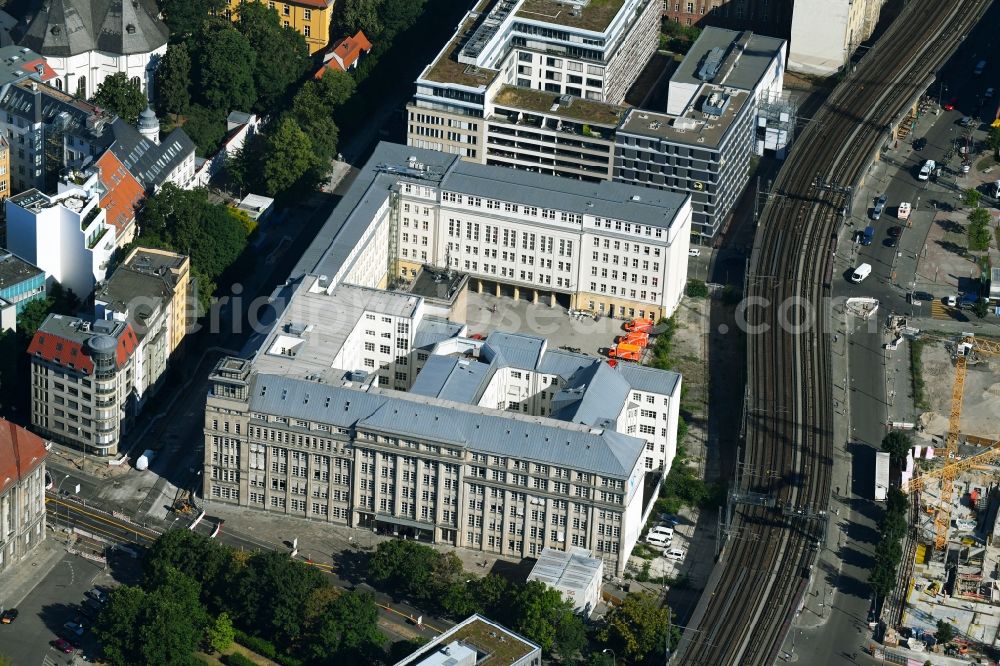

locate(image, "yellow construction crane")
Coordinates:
929 335 1000 548
905 442 1000 494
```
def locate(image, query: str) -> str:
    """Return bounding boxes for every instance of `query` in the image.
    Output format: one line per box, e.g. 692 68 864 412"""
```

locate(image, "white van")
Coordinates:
647 533 671 547
666 548 687 560
851 263 872 283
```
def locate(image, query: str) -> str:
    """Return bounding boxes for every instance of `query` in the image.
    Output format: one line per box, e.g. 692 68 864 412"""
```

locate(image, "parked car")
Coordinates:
0 608 18 624
945 295 957 307
974 60 986 75
85 588 108 604
62 622 84 637
646 532 671 547
688 248 701 257
960 115 974 127
659 513 680 526
918 160 936 181
944 98 957 111
81 598 103 619
649 526 674 539
913 137 926 151
871 194 887 220
666 548 687 561
887 226 902 238
986 87 995 98
51 638 75 654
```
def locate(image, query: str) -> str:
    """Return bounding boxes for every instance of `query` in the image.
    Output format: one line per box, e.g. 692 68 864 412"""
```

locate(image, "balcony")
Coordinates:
87 226 109 250
81 205 101 230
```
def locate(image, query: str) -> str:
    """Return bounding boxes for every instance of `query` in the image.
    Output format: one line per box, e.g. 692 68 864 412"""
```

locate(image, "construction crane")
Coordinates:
904 441 1000 494
927 334 1000 548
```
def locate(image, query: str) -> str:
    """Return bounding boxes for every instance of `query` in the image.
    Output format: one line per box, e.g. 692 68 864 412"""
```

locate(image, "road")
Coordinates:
785 5 1000 664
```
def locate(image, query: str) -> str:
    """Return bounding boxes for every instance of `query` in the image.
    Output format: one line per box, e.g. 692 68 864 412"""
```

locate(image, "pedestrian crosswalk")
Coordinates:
929 300 956 320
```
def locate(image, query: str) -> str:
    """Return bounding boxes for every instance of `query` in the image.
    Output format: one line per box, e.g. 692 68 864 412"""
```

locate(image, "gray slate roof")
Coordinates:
16 0 168 58
296 141 689 283
249 373 645 477
412 316 465 351
551 361 631 426
409 355 490 403
0 79 101 131
481 331 546 370
105 119 194 190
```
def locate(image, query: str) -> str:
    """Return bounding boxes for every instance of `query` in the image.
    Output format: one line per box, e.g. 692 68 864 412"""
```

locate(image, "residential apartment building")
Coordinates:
393 614 541 666
614 27 786 240
224 0 335 54
789 0 887 75
28 315 138 457
0 249 45 330
663 0 794 37
95 247 190 405
406 0 660 160
0 418 47 577
6 181 115 297
11 0 168 99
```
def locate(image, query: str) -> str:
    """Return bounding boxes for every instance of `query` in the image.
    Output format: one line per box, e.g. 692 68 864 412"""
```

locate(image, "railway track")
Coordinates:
675 1 993 664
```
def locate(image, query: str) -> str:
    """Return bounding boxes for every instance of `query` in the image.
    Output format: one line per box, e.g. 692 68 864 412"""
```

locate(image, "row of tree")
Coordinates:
94 530 387 666
868 485 910 600
366 539 676 664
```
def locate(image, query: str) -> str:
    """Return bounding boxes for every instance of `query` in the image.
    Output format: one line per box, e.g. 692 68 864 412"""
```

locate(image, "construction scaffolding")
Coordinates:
755 90 798 159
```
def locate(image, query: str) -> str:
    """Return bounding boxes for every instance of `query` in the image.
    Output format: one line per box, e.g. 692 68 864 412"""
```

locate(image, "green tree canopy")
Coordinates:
156 43 192 117
501 580 584 656
160 0 226 37
93 72 148 124
598 592 671 663
973 297 990 319
333 0 383 38
183 104 228 156
206 612 235 653
936 620 955 644
987 126 1000 158
881 430 912 464
234 551 327 647
306 591 386 662
195 22 257 113
963 188 982 208
235 2 310 112
968 207 992 251
263 117 317 195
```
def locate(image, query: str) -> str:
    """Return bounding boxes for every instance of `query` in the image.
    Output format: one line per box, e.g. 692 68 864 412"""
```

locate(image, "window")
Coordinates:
304 25 311 37
283 4 290 15
304 8 312 19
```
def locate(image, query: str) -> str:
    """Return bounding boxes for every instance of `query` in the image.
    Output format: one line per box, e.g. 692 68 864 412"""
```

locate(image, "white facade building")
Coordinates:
13 0 169 99
6 184 114 297
789 0 887 76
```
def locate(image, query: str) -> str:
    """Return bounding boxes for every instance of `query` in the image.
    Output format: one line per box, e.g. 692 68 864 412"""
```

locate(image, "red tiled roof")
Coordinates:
28 323 139 374
20 57 57 82
28 332 94 374
315 30 372 77
288 0 333 7
96 150 144 236
0 418 47 496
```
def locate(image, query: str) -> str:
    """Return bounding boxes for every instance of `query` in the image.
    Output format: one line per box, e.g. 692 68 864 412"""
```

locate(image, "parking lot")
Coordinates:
0 539 137 666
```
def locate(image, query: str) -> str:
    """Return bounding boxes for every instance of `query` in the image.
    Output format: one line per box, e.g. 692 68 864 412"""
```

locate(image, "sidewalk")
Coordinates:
0 536 66 610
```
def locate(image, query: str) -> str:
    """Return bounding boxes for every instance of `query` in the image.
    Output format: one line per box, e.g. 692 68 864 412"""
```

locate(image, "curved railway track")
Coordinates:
675 1 993 663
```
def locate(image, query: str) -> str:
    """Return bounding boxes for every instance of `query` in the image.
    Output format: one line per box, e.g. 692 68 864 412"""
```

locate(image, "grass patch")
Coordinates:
685 279 709 298
976 155 997 172
909 339 928 411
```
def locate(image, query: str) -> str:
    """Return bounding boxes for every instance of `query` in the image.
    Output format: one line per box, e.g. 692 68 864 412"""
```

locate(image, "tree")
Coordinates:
868 559 896 599
263 117 317 195
880 430 912 465
227 135 265 193
585 652 616 666
987 126 1000 159
138 569 209 665
183 104 227 156
685 279 709 298
196 23 257 113
306 591 386 662
206 612 235 653
333 0 383 38
315 69 357 108
968 207 992 251
238 551 327 648
598 592 671 663
236 2 310 113
92 585 148 665
500 580 583 656
377 0 426 39
160 0 227 37
156 43 192 118
472 574 508 614
963 188 982 208
973 297 990 319
368 540 441 602
93 72 148 124
936 620 955 645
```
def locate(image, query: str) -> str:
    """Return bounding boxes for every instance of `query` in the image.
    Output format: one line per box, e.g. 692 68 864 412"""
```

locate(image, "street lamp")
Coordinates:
602 648 616 665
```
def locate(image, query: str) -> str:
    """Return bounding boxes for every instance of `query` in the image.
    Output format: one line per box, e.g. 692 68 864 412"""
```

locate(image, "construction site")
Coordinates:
894 333 1000 659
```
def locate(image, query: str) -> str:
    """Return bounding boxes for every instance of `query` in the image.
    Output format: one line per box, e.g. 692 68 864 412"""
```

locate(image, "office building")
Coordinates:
393 614 541 666
6 181 115 297
202 141 687 574
614 27 786 240
0 418 47 576
0 250 45 331
224 0 335 55
788 0 887 75
406 0 660 159
95 247 190 404
329 143 691 321
0 135 8 201
527 546 603 616
28 315 139 457
11 0 168 99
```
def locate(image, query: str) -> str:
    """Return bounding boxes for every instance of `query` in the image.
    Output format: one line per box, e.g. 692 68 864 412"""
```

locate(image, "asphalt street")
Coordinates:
781 7 1000 663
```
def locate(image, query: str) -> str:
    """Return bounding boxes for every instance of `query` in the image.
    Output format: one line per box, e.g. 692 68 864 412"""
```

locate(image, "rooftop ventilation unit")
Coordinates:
702 91 731 117
696 47 725 82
